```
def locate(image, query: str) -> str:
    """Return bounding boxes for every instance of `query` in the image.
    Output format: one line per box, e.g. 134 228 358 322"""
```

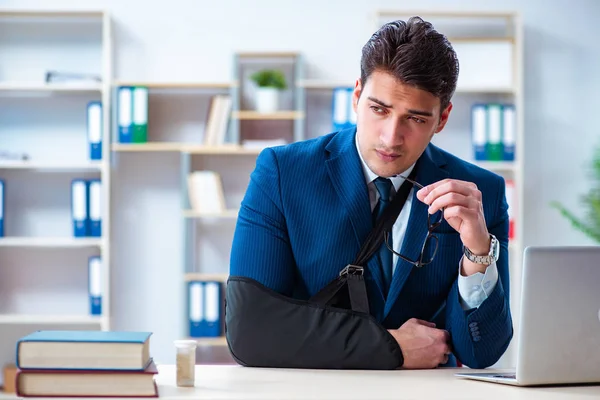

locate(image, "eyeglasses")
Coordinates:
383 174 444 268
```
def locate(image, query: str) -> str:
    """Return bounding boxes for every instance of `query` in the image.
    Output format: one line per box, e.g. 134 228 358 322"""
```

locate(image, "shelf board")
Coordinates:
183 209 239 218
114 81 237 89
0 82 102 93
112 142 188 152
474 161 516 173
0 161 103 171
191 336 228 346
185 273 229 282
0 10 105 18
0 237 103 248
232 110 305 120
455 86 516 95
296 80 354 89
376 10 516 20
182 145 261 155
0 314 103 324
236 51 299 58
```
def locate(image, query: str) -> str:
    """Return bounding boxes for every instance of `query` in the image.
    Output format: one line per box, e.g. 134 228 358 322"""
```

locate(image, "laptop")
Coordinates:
455 246 600 386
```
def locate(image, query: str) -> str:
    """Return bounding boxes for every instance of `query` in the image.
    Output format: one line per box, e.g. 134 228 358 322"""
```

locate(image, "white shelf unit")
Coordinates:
372 10 524 369
0 9 113 379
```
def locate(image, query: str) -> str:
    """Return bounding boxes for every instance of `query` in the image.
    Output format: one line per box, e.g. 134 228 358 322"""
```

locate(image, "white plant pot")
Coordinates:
255 87 279 113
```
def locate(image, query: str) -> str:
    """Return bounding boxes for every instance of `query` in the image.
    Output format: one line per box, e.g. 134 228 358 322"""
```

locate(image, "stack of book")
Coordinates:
13 330 158 397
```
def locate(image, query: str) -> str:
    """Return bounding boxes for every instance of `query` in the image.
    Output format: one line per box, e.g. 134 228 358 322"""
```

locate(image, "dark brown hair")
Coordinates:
360 16 459 113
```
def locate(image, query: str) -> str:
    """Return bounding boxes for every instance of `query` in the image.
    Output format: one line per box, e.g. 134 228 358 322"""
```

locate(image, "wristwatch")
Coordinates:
463 234 500 265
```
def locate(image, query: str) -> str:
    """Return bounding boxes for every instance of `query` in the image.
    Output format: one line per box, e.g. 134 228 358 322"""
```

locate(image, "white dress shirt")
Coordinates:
354 135 498 310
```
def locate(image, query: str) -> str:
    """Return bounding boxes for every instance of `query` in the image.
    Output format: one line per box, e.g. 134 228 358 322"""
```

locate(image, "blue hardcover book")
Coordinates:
118 86 133 143
87 101 103 160
502 104 516 161
88 179 102 237
71 179 89 237
88 256 102 315
16 330 153 371
0 179 4 237
346 87 357 129
188 281 204 337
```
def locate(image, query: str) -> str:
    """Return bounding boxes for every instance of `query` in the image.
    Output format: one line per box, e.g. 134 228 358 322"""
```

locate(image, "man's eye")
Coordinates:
410 116 426 124
370 106 384 114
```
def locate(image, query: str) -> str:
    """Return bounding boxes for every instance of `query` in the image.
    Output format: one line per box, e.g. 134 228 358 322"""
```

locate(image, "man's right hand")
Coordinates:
388 318 451 369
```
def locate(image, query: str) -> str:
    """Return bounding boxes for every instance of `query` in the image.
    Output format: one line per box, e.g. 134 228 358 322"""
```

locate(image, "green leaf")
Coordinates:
550 201 600 243
249 69 287 89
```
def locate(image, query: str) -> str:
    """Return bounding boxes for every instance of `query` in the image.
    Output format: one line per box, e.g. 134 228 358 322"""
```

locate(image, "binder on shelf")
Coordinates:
346 87 357 128
87 101 103 161
132 86 148 143
188 281 204 337
88 255 102 315
471 103 487 161
486 103 503 161
188 281 222 338
502 104 516 161
332 87 350 132
88 179 102 237
203 281 222 337
0 180 4 237
71 179 89 237
118 86 133 143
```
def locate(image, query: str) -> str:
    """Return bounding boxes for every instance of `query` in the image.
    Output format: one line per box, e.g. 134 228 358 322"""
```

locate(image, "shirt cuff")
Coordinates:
457 256 499 310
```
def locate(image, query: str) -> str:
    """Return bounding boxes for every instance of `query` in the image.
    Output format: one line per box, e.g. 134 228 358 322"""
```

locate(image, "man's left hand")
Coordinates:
416 179 490 275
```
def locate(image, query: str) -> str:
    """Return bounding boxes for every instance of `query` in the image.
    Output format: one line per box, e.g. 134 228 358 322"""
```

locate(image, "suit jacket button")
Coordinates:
473 335 481 342
469 322 478 328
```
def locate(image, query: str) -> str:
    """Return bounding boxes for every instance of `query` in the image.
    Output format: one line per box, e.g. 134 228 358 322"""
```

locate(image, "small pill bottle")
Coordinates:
174 340 197 387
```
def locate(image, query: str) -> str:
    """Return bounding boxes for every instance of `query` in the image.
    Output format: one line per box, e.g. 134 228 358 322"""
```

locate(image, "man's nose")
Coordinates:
380 118 404 148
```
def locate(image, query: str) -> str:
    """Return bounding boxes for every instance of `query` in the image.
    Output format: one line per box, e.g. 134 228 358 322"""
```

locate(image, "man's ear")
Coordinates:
352 78 362 114
434 102 453 133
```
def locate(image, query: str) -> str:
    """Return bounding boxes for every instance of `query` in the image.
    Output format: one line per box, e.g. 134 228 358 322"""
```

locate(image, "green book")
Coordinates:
486 103 503 161
132 86 148 143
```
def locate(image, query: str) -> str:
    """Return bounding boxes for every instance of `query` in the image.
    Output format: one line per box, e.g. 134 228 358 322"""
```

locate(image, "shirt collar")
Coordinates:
354 132 415 192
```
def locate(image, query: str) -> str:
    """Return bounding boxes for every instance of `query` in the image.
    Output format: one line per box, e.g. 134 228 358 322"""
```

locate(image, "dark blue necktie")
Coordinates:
373 177 394 292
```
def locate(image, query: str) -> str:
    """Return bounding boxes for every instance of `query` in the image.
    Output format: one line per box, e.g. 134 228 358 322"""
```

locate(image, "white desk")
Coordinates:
154 364 600 400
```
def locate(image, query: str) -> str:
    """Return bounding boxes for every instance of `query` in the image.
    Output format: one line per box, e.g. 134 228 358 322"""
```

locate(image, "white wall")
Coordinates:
2 0 600 367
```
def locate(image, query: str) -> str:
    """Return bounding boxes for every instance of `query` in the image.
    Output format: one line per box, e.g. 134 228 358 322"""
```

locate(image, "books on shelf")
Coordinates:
88 255 102 316
71 178 102 238
204 95 232 146
188 281 223 338
14 330 158 397
471 103 516 162
187 171 226 214
506 179 516 241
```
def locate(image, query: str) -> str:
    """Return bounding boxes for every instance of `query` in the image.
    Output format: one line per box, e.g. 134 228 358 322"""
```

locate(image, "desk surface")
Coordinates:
153 364 600 400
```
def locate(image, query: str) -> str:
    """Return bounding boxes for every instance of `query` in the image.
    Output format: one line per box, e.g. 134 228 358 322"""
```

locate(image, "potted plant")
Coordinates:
249 69 287 113
551 144 600 243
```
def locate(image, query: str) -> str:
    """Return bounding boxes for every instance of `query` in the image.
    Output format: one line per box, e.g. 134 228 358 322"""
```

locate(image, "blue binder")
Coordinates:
87 101 103 160
118 86 133 143
346 87 357 129
471 103 488 161
0 180 4 237
71 179 89 237
502 104 516 161
88 179 102 237
203 281 222 337
88 256 102 315
188 281 204 337
332 87 351 132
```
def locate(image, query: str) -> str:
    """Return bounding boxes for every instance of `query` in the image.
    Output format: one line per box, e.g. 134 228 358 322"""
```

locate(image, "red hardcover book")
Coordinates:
15 360 158 397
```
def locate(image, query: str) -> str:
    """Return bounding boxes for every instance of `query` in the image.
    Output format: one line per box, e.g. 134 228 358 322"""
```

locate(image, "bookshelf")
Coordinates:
0 9 113 383
373 10 524 369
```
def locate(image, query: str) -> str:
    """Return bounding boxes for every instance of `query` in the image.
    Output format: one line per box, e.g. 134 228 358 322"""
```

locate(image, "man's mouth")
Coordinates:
375 150 400 162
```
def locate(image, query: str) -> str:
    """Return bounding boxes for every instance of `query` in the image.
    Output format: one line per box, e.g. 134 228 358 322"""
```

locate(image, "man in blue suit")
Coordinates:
228 16 512 369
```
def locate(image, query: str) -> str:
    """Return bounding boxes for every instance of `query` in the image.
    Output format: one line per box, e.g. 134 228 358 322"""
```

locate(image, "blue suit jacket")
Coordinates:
230 127 513 369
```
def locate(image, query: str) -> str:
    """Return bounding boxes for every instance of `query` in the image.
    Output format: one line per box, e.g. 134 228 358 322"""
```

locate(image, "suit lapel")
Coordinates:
324 129 387 300
384 144 450 317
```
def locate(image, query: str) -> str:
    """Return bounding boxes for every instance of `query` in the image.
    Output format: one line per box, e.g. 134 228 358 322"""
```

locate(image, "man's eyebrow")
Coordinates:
367 96 392 108
407 109 434 117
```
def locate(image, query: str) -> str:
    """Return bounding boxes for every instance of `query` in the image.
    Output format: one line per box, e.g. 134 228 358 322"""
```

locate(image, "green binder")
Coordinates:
132 86 148 143
486 103 503 161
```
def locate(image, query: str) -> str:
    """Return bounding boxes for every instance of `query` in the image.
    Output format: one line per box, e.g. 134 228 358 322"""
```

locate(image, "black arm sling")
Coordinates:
224 166 418 369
